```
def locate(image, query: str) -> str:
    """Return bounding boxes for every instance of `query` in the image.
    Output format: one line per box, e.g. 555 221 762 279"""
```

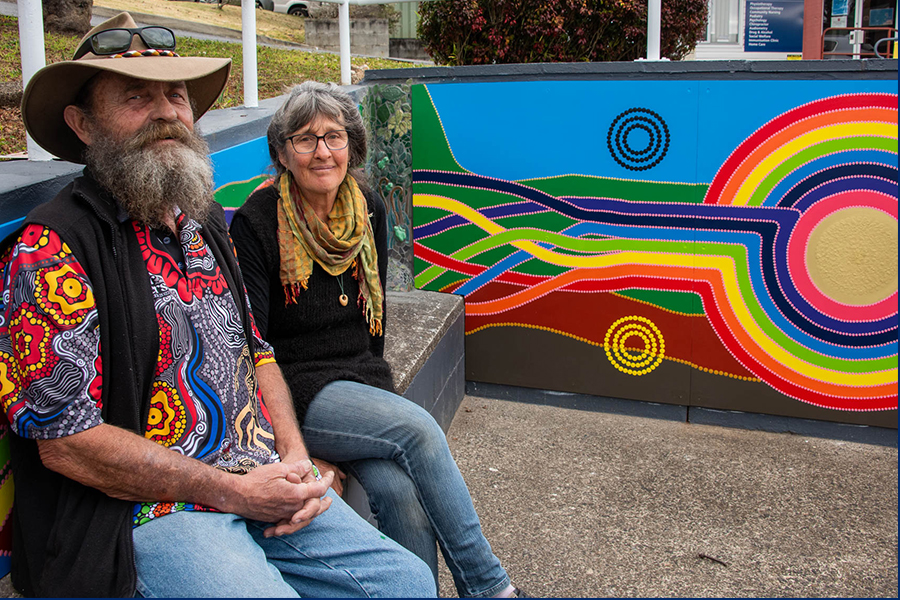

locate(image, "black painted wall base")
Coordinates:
466 381 898 448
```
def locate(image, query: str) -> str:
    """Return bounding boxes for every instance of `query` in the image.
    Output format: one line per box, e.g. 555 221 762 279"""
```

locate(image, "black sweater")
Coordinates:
230 183 395 425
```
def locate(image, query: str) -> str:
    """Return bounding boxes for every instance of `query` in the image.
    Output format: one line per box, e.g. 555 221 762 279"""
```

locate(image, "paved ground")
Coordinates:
1 394 895 598
435 396 898 598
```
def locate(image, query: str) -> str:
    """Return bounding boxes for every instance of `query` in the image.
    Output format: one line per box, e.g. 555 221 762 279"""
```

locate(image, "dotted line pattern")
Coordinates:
465 321 759 382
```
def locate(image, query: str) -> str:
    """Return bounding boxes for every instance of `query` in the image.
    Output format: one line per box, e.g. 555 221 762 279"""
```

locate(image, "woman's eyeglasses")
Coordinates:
285 130 350 154
74 26 177 60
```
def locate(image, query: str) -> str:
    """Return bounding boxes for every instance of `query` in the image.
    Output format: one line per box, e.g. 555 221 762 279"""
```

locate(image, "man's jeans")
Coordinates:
302 380 511 598
132 488 436 597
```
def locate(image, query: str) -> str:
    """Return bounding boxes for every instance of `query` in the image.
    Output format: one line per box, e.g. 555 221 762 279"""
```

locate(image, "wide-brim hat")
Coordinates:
21 12 231 164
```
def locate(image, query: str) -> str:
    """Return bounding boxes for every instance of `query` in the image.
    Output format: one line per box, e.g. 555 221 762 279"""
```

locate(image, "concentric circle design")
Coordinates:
607 108 670 171
604 316 665 376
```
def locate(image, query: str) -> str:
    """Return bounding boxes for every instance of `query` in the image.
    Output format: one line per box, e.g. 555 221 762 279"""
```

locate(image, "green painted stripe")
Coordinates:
617 289 705 316
214 175 270 209
523 175 708 204
411 85 468 174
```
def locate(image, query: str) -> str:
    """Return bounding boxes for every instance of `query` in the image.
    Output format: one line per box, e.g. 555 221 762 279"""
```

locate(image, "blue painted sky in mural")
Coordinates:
210 135 271 190
426 80 896 184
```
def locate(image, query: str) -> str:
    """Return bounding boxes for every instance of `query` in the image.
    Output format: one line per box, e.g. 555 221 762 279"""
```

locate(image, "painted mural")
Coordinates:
411 82 898 426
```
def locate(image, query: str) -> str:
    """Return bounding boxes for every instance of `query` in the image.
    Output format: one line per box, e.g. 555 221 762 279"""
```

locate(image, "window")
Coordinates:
707 0 741 42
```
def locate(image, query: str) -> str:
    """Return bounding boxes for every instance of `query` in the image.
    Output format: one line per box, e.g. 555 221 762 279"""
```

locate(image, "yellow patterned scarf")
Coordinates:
277 171 383 335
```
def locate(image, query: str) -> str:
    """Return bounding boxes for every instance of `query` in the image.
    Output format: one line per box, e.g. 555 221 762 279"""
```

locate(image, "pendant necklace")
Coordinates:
337 273 349 306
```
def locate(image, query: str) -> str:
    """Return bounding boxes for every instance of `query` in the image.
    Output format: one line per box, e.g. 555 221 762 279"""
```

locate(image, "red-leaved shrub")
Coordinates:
418 0 708 65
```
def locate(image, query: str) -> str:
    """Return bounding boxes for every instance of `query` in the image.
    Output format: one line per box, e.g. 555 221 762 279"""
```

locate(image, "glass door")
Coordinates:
824 0 897 57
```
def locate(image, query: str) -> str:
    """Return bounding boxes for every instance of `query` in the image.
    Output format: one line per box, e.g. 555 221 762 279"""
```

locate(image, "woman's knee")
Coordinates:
350 460 428 524
402 412 450 460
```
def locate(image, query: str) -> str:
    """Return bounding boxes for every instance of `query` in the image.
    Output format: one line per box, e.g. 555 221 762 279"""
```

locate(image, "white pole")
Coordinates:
339 0 351 86
242 0 259 107
647 0 661 60
18 0 52 160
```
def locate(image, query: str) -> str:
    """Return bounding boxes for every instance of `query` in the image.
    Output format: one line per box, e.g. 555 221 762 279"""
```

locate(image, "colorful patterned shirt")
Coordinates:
0 214 278 527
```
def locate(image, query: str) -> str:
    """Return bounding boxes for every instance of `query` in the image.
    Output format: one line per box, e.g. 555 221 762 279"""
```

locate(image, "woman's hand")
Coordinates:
311 457 347 497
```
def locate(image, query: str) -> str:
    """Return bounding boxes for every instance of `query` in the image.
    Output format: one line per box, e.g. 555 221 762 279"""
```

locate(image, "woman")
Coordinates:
230 82 527 599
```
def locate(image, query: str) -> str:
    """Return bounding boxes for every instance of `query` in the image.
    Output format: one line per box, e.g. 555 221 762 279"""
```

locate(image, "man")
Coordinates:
0 13 436 598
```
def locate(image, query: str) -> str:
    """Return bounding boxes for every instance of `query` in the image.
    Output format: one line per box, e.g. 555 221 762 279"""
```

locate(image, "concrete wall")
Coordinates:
389 38 430 60
305 18 389 57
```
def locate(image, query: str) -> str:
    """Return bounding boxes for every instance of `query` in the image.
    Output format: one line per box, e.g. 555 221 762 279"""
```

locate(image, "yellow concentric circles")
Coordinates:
604 316 665 376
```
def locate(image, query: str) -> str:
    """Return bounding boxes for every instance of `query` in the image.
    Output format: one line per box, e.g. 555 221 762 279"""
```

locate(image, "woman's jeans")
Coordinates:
132 489 436 598
302 380 510 598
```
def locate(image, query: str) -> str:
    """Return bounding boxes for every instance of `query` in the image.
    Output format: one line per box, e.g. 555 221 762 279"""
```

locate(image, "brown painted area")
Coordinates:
466 283 753 378
689 310 756 378
465 325 691 405
691 369 898 428
466 325 897 428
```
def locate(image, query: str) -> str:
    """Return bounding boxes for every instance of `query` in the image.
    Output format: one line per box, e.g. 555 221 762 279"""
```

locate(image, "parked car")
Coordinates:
273 0 309 16
256 0 274 10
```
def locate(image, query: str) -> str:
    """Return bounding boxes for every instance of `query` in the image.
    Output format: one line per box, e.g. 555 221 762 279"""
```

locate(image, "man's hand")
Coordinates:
227 458 334 527
37 425 333 532
262 492 334 538
245 457 332 537
311 457 347 497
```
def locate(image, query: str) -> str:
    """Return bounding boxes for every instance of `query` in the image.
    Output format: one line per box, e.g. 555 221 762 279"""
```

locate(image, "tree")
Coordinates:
44 0 93 37
418 0 708 65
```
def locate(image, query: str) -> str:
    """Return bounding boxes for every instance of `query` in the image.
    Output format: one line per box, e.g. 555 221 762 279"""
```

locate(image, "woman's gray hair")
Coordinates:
267 81 367 180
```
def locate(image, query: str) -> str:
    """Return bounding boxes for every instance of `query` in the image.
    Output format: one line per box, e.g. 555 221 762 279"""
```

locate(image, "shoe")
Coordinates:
510 588 532 598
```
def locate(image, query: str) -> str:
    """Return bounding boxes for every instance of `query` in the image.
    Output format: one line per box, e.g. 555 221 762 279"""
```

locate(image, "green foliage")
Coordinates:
417 0 708 65
361 82 415 290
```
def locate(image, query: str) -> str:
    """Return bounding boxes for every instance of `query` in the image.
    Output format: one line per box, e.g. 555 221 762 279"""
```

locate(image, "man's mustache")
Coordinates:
127 121 195 152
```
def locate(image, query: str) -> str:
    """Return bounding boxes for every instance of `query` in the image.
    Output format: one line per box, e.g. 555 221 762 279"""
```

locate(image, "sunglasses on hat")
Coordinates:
73 26 177 60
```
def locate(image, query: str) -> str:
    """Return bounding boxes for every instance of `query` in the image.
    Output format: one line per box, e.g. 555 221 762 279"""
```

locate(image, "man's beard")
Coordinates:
84 119 215 228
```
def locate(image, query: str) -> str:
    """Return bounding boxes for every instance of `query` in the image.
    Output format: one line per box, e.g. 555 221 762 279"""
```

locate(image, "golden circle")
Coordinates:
806 207 898 306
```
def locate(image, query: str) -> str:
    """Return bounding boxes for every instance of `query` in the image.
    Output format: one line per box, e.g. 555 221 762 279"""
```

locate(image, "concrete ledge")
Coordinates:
362 58 900 85
394 293 465 432
467 380 688 422
466 381 897 448
384 290 462 395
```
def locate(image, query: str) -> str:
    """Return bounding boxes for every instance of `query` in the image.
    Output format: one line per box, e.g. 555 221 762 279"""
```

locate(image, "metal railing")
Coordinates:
822 27 897 59
875 35 899 58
